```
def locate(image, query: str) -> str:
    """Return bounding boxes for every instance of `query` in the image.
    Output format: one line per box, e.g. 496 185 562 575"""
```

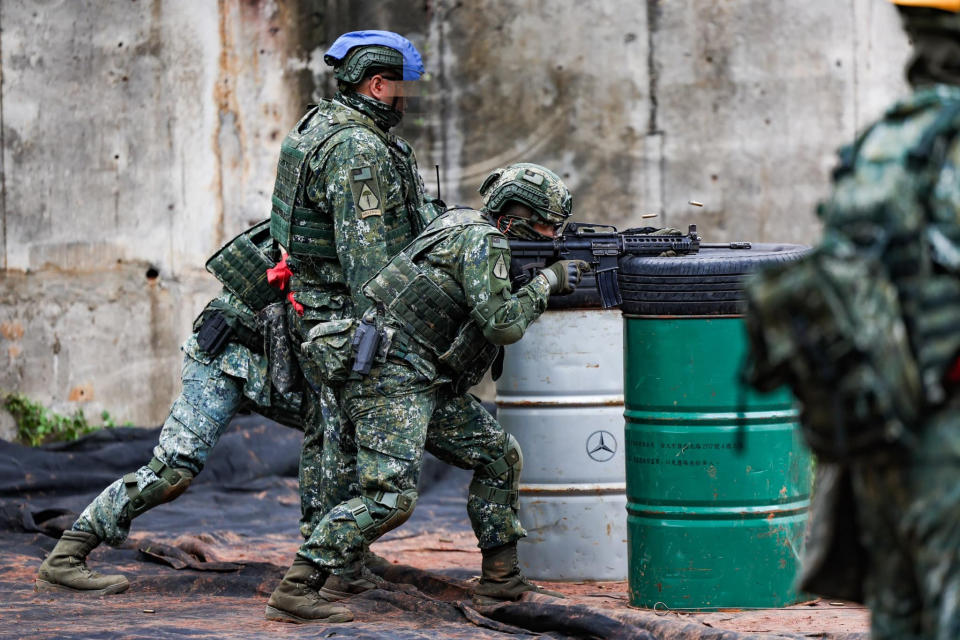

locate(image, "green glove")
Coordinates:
540 260 591 295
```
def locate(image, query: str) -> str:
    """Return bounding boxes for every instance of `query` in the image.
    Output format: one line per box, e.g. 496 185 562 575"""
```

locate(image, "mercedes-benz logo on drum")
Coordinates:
586 430 617 462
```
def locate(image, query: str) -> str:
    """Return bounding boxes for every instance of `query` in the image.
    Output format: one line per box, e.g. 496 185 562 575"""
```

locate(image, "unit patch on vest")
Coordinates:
350 165 383 219
489 236 510 281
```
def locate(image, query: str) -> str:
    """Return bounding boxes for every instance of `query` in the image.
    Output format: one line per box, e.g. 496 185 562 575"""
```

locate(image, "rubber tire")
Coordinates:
618 243 810 316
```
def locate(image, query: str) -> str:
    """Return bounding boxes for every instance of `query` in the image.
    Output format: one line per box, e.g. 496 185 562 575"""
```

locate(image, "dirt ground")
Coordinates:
1 421 870 639
375 528 870 638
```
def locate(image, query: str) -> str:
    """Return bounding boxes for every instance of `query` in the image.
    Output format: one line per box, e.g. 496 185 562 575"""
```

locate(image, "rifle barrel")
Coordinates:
700 242 752 250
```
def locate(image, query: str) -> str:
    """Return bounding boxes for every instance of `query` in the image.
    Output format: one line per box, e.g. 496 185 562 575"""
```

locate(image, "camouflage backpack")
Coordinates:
743 92 960 460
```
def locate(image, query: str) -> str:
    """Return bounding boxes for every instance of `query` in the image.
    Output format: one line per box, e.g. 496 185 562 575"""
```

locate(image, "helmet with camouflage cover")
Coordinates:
478 163 573 240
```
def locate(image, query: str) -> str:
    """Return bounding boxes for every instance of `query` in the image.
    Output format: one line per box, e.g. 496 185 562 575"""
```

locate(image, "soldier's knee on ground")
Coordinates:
469 434 522 508
346 489 418 541
122 457 194 521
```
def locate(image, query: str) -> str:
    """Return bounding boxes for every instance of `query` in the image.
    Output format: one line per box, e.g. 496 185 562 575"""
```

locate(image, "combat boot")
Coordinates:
35 529 130 595
362 548 392 570
472 542 565 605
265 557 353 624
319 566 392 601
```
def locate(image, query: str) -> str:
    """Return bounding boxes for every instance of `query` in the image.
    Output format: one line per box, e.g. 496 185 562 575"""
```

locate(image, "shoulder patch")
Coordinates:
350 165 383 218
488 235 511 281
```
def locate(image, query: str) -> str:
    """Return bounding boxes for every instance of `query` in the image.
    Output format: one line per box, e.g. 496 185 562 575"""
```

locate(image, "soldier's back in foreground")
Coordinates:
745 2 960 638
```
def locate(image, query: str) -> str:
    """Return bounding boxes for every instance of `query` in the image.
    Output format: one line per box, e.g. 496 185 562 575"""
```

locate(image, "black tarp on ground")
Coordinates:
0 417 862 640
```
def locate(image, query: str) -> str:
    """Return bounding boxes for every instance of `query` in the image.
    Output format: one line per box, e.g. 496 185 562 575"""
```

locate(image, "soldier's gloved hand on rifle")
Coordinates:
539 259 591 295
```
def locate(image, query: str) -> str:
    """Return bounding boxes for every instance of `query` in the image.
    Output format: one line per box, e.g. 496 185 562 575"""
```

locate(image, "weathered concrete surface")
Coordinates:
432 0 910 242
0 0 911 432
0 1 326 429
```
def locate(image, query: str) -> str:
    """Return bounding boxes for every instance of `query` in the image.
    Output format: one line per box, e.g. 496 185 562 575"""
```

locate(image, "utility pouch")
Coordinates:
437 321 500 394
196 311 234 356
351 315 382 376
301 318 356 387
257 302 300 396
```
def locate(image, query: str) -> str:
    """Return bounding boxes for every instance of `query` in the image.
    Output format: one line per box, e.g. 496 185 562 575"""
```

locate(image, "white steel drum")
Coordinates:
496 307 626 581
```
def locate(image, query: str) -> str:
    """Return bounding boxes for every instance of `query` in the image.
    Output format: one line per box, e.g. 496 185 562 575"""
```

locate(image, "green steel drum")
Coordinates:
619 243 811 609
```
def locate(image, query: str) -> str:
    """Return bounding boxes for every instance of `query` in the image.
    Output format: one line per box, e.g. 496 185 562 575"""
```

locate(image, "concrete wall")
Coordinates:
0 0 911 437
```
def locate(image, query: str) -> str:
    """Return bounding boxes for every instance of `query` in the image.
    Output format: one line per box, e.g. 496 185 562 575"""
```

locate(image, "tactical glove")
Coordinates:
540 260 591 295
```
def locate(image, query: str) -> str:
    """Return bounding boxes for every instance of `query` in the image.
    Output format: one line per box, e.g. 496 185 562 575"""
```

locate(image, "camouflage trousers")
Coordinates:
297 359 526 574
851 399 960 640
71 337 324 546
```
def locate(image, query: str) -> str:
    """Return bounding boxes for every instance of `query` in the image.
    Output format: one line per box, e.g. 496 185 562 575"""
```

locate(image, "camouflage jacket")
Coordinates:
272 93 434 317
818 84 960 397
365 207 552 351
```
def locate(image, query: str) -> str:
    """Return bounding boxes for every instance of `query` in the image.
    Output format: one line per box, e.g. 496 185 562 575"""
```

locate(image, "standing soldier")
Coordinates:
262 31 439 623
745 2 960 639
266 164 590 624
35 221 314 595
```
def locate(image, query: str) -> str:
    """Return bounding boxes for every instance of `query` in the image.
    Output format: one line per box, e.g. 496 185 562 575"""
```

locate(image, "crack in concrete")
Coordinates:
645 0 661 136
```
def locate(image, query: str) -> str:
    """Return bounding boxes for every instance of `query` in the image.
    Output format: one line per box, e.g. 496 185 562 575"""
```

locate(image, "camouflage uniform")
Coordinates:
742 14 960 635
268 90 435 544
298 207 552 574
72 289 312 545
810 82 960 640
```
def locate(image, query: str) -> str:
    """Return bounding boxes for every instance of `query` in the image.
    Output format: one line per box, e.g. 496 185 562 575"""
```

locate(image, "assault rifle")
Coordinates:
509 223 703 308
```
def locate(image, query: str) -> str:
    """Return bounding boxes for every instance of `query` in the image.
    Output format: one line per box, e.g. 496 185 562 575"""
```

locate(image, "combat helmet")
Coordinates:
479 163 573 240
324 30 425 85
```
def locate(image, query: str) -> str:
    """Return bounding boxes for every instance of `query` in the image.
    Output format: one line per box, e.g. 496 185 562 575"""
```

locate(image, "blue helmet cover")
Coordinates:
324 30 425 81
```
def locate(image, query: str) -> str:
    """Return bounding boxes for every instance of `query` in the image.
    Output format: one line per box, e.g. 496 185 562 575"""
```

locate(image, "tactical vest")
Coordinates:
269 98 426 264
205 220 283 313
822 89 960 403
744 87 960 459
363 209 501 391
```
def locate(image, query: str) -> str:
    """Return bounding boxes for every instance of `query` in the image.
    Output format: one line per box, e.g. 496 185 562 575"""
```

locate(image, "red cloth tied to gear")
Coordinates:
266 255 304 316
947 355 960 385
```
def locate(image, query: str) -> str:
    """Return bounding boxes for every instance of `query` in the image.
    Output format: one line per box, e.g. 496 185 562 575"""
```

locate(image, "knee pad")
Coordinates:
122 457 194 521
469 434 522 508
345 489 418 542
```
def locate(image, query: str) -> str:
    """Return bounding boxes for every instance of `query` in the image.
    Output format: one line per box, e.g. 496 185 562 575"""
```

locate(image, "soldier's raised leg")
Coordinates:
36 343 250 595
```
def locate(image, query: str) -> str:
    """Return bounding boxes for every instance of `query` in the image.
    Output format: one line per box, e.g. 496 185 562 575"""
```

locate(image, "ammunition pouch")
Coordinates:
122 457 194 522
205 220 284 312
300 318 357 387
192 300 262 355
195 311 234 357
346 489 418 542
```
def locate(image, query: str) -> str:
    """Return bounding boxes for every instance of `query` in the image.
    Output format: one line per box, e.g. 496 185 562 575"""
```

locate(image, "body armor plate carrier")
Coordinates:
205 220 283 313
363 210 501 392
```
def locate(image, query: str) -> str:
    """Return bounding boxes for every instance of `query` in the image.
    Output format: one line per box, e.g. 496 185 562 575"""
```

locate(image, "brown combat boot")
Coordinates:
363 548 392 570
265 557 353 624
319 566 392 601
35 530 130 595
472 542 565 605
